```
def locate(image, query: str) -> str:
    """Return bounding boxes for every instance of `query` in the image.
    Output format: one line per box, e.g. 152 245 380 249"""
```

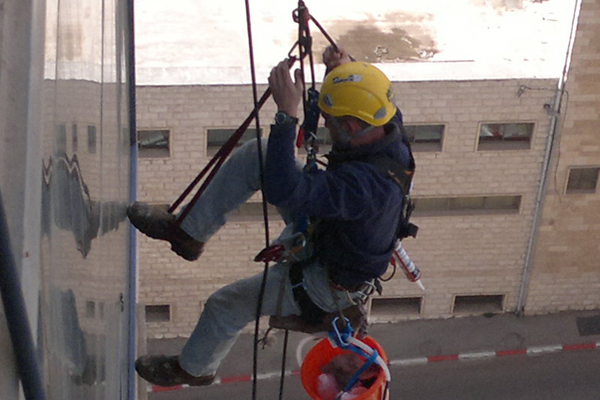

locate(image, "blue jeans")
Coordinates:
176 139 364 376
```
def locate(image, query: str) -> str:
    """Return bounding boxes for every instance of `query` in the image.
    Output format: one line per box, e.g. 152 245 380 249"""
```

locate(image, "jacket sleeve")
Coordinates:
264 123 302 206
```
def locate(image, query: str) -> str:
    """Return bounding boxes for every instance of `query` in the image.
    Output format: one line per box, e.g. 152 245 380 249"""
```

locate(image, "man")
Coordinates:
131 46 414 387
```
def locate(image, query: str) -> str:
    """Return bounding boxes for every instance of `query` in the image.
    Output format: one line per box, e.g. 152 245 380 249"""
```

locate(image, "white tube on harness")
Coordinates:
391 241 425 291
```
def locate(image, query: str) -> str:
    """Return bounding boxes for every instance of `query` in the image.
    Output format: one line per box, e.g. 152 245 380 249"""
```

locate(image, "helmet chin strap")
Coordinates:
330 117 375 144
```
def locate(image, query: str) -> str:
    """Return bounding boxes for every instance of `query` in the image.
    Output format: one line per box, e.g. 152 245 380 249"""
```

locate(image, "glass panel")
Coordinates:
567 167 600 193
39 0 132 398
405 124 444 152
207 128 259 147
502 123 533 140
478 123 533 150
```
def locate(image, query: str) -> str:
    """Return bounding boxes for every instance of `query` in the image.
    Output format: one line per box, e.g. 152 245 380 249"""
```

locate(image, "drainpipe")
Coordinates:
515 0 582 314
0 189 46 400
126 0 138 399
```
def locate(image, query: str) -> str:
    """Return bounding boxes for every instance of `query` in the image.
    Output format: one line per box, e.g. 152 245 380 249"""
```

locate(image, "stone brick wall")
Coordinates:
525 0 600 313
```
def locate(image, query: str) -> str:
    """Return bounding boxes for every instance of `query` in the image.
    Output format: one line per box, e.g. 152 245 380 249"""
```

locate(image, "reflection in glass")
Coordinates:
39 0 133 398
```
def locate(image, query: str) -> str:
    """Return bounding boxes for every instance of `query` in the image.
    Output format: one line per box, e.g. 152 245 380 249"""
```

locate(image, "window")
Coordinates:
87 125 97 154
453 295 504 314
56 124 67 153
370 297 422 318
566 167 599 194
85 300 95 318
413 195 521 216
207 128 260 156
478 122 533 150
145 305 170 323
138 129 170 158
72 124 78 153
405 124 444 152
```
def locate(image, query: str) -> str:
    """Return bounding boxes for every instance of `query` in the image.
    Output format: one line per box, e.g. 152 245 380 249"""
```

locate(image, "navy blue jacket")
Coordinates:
265 117 412 289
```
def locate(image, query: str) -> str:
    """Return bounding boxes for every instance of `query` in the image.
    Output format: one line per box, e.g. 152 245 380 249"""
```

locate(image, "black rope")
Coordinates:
240 3 341 400
278 330 290 400
242 3 273 400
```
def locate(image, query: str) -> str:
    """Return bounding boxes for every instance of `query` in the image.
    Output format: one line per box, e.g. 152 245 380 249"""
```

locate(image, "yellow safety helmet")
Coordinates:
318 62 396 127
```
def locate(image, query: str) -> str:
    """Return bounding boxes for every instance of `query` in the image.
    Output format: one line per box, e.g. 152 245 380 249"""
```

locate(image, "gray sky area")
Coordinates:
134 0 579 84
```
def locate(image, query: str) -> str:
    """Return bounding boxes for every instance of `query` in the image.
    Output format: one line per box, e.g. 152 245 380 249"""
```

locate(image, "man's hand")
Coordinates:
322 45 352 71
268 59 303 118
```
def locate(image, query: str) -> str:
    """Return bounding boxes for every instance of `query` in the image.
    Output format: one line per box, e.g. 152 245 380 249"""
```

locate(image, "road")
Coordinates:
148 349 600 400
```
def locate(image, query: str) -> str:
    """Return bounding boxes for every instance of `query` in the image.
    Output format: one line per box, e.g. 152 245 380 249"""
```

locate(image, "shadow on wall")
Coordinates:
41 152 128 258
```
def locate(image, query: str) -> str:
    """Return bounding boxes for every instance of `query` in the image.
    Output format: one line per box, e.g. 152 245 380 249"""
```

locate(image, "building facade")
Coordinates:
135 0 600 339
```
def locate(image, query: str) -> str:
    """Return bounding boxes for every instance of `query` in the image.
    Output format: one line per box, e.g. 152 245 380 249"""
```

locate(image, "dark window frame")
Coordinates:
72 124 78 152
206 128 262 156
138 129 171 158
404 124 444 152
477 122 534 151
145 304 171 323
413 195 522 216
452 294 504 314
566 167 600 194
87 125 97 154
370 296 422 317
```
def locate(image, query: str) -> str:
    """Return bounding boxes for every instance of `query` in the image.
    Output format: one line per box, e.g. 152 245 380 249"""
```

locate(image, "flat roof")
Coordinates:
134 0 578 85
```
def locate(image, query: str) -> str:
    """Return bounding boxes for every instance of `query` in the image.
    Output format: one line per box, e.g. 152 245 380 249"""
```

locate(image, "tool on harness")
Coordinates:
297 88 320 147
293 1 321 173
391 240 425 291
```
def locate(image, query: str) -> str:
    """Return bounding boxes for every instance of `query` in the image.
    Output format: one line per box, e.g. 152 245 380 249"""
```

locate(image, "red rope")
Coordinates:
168 5 340 228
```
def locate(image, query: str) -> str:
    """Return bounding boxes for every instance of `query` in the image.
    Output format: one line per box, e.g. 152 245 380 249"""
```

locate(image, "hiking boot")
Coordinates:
135 355 215 387
127 202 204 261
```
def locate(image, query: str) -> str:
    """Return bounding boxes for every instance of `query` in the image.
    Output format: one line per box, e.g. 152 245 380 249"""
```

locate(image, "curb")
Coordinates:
147 341 600 393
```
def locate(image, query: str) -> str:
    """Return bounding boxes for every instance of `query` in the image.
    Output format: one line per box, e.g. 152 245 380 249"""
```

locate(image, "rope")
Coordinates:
164 3 342 399
278 330 290 399
241 3 274 400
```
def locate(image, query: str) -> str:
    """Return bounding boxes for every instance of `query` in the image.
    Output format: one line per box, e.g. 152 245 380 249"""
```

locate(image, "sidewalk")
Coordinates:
145 309 600 390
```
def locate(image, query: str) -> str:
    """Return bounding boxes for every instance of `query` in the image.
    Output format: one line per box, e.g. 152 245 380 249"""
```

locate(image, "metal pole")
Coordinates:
515 0 583 314
125 0 138 398
0 188 46 400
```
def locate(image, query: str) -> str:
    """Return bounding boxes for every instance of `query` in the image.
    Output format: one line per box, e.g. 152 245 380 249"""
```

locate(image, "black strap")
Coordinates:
364 153 418 239
289 261 327 325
